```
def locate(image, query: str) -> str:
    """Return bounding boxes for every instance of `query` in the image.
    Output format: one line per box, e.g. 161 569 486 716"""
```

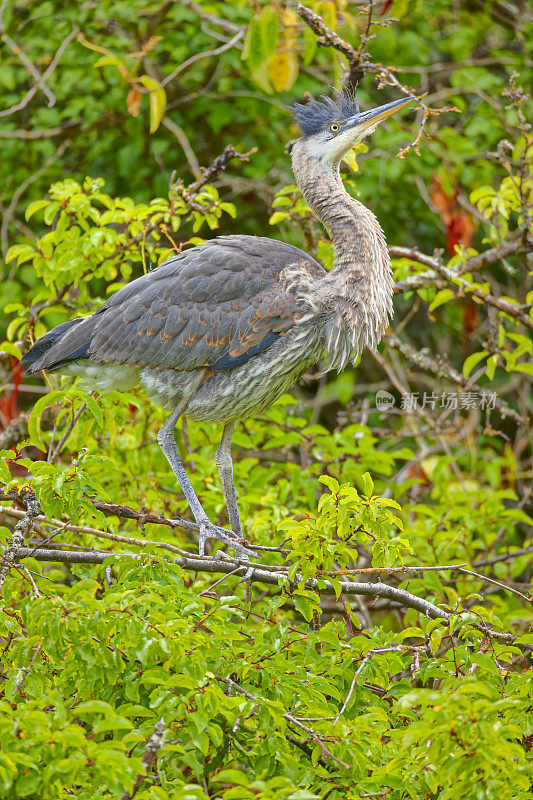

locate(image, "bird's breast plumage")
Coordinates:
141 318 324 423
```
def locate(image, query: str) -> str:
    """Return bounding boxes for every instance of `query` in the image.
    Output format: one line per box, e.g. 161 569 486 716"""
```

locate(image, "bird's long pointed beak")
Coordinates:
342 96 416 132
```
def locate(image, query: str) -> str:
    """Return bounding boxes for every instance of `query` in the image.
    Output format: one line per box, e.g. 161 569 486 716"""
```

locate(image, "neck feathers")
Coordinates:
291 141 393 367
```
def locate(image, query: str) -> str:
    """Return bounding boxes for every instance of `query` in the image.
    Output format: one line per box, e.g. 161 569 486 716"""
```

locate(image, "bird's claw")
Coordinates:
198 520 257 560
239 565 256 583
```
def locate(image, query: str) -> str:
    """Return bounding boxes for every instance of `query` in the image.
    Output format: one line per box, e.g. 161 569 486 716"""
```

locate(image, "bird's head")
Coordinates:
290 88 415 169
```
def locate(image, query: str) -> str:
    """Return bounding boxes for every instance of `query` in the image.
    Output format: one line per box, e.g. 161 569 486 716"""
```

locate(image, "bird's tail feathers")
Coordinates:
21 316 96 374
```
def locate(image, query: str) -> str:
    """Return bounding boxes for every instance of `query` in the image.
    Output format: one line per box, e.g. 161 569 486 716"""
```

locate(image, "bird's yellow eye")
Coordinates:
330 123 339 132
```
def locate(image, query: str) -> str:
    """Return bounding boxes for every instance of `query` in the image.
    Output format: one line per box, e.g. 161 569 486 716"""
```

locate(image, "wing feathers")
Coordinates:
25 236 325 374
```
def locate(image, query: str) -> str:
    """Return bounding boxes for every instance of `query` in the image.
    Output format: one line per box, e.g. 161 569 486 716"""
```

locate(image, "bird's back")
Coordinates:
22 235 326 380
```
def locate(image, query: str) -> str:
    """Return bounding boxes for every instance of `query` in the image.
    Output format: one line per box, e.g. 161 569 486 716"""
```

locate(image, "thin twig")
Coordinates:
219 675 352 769
49 401 87 463
134 29 244 93
0 506 198 559
332 646 400 726
12 639 44 697
0 28 78 118
161 117 201 178
391 240 531 291
458 567 531 603
473 545 533 568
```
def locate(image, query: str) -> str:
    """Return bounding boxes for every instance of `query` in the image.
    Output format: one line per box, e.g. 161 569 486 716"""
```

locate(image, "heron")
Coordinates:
21 88 414 560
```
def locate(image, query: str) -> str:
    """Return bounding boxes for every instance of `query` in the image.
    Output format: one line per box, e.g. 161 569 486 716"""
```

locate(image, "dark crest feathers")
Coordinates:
290 87 359 136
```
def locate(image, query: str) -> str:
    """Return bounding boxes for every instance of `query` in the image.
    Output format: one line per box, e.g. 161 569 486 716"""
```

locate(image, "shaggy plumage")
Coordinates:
291 87 359 136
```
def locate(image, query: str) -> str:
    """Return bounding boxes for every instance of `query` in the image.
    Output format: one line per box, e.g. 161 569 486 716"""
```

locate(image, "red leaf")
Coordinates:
446 213 474 256
0 359 23 426
463 301 478 336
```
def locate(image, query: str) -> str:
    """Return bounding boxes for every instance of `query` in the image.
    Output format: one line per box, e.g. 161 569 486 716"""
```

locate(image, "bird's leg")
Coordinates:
216 423 243 539
157 405 255 559
216 423 256 585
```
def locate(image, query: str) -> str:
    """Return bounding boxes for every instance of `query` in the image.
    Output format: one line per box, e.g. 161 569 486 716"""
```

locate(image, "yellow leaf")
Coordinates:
137 75 166 133
268 51 298 93
279 8 298 45
250 62 273 94
342 149 359 172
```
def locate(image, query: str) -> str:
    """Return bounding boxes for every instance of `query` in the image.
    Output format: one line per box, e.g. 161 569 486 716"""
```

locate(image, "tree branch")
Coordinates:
218 674 352 769
11 545 449 621
0 28 78 118
295 2 363 86
119 718 165 800
391 239 530 292
133 28 244 93
0 493 41 593
384 333 526 424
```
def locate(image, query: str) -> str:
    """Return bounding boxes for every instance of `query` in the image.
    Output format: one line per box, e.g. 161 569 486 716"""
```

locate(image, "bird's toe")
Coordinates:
239 565 256 583
197 520 257 559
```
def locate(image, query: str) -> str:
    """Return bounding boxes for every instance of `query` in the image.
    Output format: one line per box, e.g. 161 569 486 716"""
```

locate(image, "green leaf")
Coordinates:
28 390 65 449
211 769 250 786
462 350 487 378
485 353 498 380
243 18 264 72
137 75 166 134
429 288 454 312
512 362 533 376
269 211 288 225
5 244 34 266
319 475 339 493
361 472 374 497
0 340 22 359
25 199 50 221
259 7 278 58
303 25 317 65
0 450 15 482
293 595 313 622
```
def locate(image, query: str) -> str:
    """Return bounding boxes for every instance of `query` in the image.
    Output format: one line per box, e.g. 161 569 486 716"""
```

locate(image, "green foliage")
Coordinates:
1 1 532 799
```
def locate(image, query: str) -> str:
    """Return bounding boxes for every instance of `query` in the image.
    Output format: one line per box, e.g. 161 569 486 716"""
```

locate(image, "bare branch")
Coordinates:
184 144 257 195
0 31 55 106
134 28 244 93
385 333 526 424
12 545 450 621
0 28 78 118
391 239 529 292
161 117 201 178
181 0 240 34
218 675 352 769
0 505 199 560
333 646 400 726
295 2 362 85
0 119 83 139
473 545 533 568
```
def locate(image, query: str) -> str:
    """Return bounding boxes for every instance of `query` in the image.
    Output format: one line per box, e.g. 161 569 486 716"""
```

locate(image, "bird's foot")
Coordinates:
239 564 256 583
198 520 256 560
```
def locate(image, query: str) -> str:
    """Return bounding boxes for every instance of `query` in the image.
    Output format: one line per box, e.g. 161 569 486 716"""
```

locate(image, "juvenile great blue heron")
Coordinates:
22 89 414 559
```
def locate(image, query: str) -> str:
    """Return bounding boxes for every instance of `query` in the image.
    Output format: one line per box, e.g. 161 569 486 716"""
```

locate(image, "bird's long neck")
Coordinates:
291 143 393 360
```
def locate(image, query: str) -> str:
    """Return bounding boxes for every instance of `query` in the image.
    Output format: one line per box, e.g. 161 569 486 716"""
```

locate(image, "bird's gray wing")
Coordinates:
79 235 325 372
